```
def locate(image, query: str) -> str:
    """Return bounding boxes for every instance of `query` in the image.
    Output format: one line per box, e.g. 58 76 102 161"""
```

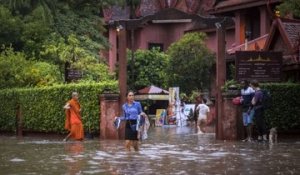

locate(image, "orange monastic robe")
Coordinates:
64 99 84 140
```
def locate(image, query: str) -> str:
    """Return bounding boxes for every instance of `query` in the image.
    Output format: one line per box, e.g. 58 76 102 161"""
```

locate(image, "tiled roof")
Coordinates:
103 0 208 22
263 18 300 65
146 8 195 20
209 0 281 14
138 85 169 94
214 0 261 8
103 6 130 22
109 8 227 31
283 22 300 48
138 0 160 16
265 18 300 53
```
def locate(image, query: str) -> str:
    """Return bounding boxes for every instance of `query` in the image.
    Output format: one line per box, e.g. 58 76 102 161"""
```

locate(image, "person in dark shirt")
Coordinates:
250 80 267 142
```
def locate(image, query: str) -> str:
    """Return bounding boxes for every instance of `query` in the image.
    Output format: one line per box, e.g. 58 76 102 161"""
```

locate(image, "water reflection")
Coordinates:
64 142 84 175
0 127 299 174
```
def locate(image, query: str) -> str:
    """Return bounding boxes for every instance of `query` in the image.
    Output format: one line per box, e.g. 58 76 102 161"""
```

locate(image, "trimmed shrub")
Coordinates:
262 83 300 130
0 89 19 131
0 81 118 133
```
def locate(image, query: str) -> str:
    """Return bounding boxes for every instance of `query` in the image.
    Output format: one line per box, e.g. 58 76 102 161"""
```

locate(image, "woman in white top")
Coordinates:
196 98 210 134
240 80 255 142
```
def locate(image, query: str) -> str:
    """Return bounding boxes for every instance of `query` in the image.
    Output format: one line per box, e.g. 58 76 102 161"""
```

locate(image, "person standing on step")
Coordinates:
250 80 268 142
240 80 255 142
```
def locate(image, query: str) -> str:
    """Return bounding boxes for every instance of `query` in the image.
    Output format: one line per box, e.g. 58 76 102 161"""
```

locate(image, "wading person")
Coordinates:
240 80 255 142
63 92 84 141
193 96 202 128
196 98 210 134
116 91 144 151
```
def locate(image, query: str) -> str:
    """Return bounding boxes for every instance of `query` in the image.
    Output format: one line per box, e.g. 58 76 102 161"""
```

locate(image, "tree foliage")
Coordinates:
0 5 23 47
0 47 62 88
166 32 215 95
127 49 169 91
53 1 109 57
0 0 121 88
0 0 109 58
277 0 300 18
41 34 115 82
21 5 53 58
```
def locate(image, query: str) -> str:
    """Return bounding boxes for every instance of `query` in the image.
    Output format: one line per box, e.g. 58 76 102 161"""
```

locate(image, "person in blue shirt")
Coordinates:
117 90 144 151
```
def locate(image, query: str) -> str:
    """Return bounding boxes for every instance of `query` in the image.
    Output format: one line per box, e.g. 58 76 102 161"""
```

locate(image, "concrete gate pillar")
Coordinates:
100 93 124 139
215 19 244 140
220 91 243 140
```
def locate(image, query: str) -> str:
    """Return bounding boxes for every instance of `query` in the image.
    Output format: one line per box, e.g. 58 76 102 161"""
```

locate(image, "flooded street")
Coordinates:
1 126 300 175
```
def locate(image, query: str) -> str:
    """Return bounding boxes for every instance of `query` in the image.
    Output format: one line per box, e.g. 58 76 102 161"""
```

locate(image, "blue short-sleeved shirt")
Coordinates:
120 101 143 120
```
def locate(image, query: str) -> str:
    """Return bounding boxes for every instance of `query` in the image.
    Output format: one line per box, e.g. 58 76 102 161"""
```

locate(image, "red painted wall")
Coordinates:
133 23 193 51
205 29 235 53
108 24 236 70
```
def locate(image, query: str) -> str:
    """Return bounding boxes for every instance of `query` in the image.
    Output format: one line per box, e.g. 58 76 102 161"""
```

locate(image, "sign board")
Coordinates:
236 51 282 82
183 104 195 116
155 109 166 126
66 69 82 82
168 87 180 104
184 104 195 120
134 94 169 101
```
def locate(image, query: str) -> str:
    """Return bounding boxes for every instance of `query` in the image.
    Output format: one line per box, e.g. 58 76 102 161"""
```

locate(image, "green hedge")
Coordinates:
0 89 19 131
262 83 300 130
0 81 118 133
1 82 299 133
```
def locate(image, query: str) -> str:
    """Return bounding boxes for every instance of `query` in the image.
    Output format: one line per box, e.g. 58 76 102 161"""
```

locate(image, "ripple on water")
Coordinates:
18 140 64 145
95 151 113 157
174 170 188 175
145 143 176 149
93 151 124 160
208 152 230 157
10 158 25 162
178 157 199 161
82 169 106 174
88 160 99 165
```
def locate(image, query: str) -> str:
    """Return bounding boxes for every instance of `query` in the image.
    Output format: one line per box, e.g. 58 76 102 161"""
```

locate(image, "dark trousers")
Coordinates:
254 108 267 136
125 120 138 140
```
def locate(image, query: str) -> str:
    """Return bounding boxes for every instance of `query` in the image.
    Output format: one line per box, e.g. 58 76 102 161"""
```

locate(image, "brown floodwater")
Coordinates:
0 126 299 175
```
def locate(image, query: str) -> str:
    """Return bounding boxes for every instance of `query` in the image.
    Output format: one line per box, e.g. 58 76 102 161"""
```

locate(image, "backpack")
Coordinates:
260 89 272 109
241 93 254 107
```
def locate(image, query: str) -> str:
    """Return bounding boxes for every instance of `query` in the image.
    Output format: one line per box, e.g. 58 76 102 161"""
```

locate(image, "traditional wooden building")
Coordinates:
264 17 300 81
207 0 281 81
209 0 281 46
209 0 300 82
103 0 299 83
103 0 233 72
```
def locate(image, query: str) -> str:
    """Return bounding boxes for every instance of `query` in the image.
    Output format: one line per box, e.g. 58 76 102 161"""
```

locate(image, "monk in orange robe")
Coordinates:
63 92 84 141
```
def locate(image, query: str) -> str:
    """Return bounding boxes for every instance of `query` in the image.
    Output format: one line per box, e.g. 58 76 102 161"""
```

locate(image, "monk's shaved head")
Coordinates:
72 92 78 97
